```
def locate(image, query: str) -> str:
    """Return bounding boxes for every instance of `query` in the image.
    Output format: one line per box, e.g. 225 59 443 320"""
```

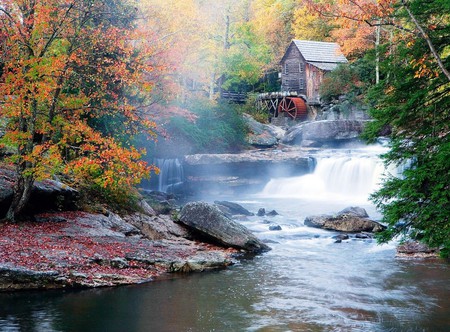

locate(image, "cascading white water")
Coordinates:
153 158 184 193
261 148 386 202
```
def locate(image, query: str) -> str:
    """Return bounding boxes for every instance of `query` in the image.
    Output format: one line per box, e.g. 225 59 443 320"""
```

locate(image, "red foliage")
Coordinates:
0 213 161 283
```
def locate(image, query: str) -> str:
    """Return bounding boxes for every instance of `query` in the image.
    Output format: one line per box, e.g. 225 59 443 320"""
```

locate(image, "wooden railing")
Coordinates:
220 91 247 103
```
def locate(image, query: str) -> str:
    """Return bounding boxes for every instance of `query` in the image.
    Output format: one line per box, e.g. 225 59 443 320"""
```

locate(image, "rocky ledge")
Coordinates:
0 196 273 291
0 209 243 291
182 147 316 195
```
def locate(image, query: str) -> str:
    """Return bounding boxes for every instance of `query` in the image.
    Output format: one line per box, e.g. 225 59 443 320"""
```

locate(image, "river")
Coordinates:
1 148 449 331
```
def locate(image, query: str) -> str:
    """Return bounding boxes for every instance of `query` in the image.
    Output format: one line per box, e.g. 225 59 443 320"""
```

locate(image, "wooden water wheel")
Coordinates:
278 97 307 120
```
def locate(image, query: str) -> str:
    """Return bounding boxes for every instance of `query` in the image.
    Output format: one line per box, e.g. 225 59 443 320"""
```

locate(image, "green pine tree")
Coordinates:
363 0 450 257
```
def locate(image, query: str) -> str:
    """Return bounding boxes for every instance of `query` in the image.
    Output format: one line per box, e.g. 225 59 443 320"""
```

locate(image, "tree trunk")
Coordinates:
6 172 34 222
6 95 38 221
375 23 380 84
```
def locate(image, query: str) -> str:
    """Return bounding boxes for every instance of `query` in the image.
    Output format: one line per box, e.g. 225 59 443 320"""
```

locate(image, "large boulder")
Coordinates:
0 168 79 218
338 206 369 218
124 213 191 240
28 179 79 212
179 202 270 253
243 113 285 148
214 200 254 216
304 208 385 233
282 120 370 147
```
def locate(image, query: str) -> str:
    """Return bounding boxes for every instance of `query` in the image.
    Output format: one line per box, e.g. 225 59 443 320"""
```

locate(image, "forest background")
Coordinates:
0 0 449 256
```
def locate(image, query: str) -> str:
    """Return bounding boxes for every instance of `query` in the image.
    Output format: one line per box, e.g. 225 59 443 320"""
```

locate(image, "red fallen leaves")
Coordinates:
0 211 237 287
0 214 156 283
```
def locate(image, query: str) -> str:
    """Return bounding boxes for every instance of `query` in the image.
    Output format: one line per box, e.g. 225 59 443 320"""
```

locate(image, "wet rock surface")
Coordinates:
304 207 385 233
179 202 270 253
397 241 440 258
282 120 370 147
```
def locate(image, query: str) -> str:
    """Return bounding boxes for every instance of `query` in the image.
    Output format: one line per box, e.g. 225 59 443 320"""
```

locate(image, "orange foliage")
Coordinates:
305 0 396 56
0 1 159 212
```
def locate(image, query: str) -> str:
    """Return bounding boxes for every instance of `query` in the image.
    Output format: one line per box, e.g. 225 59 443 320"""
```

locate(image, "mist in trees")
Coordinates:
1 0 448 256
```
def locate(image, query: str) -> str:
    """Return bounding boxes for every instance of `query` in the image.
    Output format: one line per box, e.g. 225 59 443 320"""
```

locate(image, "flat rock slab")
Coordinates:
179 202 270 253
0 211 237 291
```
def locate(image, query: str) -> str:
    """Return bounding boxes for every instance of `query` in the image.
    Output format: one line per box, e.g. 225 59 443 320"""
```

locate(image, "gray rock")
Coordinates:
266 210 279 216
0 264 61 290
282 120 370 146
34 215 67 223
63 214 129 238
30 179 79 211
304 214 385 233
281 125 303 145
0 169 16 217
397 241 439 257
124 213 191 240
179 202 270 253
138 199 156 216
104 212 141 236
269 225 282 231
257 208 266 216
110 257 129 269
168 251 233 273
0 168 79 217
338 206 369 218
333 234 349 241
243 113 285 148
355 232 373 239
214 201 254 216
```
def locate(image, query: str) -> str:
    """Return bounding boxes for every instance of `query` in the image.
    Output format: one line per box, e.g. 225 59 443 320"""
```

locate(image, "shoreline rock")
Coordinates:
396 241 440 259
179 202 270 253
0 210 241 291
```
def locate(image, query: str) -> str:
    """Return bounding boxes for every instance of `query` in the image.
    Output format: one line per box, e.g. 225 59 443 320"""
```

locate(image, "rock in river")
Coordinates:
304 207 385 233
179 202 270 253
214 201 254 216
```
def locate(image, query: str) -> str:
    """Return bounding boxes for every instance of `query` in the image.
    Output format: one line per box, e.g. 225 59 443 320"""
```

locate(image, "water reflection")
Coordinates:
1 255 449 331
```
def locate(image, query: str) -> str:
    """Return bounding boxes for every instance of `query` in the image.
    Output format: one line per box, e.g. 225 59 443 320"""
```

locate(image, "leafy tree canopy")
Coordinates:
0 0 158 218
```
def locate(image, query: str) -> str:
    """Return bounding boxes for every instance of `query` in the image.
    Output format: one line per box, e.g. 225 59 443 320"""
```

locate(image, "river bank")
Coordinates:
1 165 272 291
0 209 240 290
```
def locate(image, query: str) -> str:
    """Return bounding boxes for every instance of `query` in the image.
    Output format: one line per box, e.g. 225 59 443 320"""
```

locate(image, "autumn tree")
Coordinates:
0 0 157 220
291 4 334 41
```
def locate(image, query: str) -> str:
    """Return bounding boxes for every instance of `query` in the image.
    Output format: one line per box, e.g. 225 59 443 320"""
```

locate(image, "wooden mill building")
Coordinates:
280 40 348 104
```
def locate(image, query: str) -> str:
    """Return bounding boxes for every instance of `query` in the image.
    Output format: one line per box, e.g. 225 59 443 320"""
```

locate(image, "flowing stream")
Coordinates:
1 147 449 331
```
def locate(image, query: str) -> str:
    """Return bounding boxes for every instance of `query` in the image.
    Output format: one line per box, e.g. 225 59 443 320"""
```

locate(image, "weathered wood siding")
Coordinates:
281 43 326 102
305 63 324 103
280 44 306 95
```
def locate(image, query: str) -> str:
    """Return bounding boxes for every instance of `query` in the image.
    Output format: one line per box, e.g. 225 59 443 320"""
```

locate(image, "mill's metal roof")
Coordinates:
288 40 348 65
306 62 340 71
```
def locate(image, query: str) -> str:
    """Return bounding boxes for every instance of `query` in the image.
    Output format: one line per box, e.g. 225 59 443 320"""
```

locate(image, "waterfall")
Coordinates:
148 158 184 193
261 149 386 202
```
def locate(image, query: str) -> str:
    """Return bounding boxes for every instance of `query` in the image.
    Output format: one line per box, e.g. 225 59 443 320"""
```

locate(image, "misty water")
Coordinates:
1 147 449 331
